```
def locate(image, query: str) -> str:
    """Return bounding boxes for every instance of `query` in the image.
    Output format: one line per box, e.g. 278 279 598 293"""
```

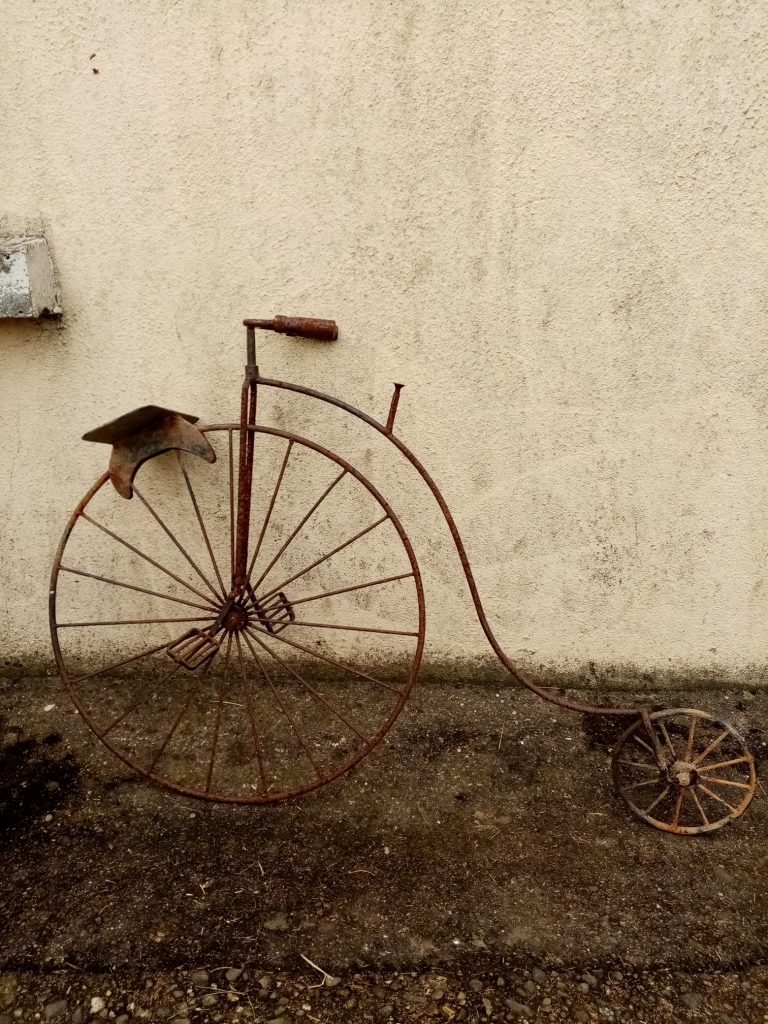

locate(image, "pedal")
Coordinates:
251 591 295 634
167 628 219 670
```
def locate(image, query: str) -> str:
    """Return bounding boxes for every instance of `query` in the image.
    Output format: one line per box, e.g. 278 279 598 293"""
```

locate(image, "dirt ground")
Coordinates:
1 676 767 1022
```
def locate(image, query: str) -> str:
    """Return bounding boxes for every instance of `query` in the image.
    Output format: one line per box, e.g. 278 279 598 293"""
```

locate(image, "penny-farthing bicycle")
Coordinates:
50 317 757 833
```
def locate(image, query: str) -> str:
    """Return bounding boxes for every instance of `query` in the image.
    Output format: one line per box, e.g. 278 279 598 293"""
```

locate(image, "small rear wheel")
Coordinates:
612 708 756 834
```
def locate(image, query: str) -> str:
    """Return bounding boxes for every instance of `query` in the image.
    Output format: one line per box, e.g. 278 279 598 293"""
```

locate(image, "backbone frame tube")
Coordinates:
250 373 644 720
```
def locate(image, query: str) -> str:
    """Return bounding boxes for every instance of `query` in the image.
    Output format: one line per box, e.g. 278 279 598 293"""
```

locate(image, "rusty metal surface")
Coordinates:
611 708 757 834
83 405 215 499
48 315 758 830
50 420 426 804
244 315 338 341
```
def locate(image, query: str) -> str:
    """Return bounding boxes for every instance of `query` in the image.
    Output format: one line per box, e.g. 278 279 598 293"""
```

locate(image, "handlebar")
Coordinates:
243 316 338 341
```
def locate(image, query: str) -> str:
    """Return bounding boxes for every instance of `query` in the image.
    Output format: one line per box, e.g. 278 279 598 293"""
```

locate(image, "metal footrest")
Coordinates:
251 591 294 634
167 628 219 670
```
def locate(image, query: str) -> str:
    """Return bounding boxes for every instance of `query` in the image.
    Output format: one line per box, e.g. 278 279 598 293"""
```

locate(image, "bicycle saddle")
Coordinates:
83 404 215 499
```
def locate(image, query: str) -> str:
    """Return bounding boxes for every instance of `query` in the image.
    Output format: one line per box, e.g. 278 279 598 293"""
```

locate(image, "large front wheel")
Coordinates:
50 425 425 803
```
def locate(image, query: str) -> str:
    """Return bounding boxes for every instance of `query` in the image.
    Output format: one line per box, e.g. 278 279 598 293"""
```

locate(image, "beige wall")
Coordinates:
1 0 766 685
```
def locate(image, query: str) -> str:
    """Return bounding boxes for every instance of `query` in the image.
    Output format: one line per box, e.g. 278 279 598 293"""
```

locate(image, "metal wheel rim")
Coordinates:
612 708 756 834
50 424 426 803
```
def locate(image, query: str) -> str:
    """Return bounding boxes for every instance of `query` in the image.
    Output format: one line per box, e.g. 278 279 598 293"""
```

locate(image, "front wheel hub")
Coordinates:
668 760 697 788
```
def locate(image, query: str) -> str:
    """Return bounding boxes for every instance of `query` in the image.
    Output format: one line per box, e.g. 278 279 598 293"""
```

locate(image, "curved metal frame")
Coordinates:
254 372 643 722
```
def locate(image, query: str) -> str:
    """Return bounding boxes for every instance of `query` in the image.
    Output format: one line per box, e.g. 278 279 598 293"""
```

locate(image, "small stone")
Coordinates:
377 1006 393 1019
496 977 505 988
572 1011 589 1023
523 979 536 994
405 993 426 1004
469 979 483 993
609 972 623 983
681 993 703 1010
505 1000 532 1018
264 913 289 932
532 969 547 986
267 1017 288 1024
577 983 589 994
258 977 272 991
45 780 60 791
90 997 105 1015
582 973 598 988
190 970 209 989
324 976 340 988
201 994 218 1007
0 976 18 1012
71 1009 83 1024
172 989 184 998
225 968 243 982
432 989 445 1001
43 1002 67 1020
115 1017 130 1024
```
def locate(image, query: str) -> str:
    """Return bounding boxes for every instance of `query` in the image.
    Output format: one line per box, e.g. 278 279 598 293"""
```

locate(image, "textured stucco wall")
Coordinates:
1 0 767 684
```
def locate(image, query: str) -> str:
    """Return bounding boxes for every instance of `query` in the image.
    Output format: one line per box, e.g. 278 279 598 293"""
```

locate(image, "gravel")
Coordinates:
0 964 761 1022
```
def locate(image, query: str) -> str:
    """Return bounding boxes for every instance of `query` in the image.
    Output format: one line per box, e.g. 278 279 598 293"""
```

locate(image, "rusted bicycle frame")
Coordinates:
52 315 758 833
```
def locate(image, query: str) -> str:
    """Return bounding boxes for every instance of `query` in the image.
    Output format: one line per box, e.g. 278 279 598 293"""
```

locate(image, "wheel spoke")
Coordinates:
671 789 683 827
79 512 220 609
632 735 657 757
697 775 752 790
246 628 370 743
149 691 196 773
684 716 696 762
245 440 294 583
697 783 736 813
234 633 269 795
287 619 419 637
258 515 390 602
618 760 659 772
228 429 235 585
206 634 232 793
689 787 710 826
176 453 228 600
693 729 730 766
58 616 215 628
698 756 752 772
58 565 216 613
659 722 677 760
134 485 225 604
98 662 183 739
149 643 221 773
240 629 323 779
249 467 346 591
622 778 662 793
644 786 670 814
71 639 177 684
244 623 402 696
287 572 415 608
